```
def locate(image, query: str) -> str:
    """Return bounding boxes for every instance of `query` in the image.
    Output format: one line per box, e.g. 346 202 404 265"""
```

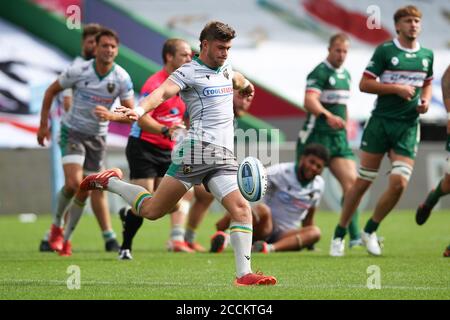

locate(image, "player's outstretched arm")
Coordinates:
94 98 135 123
115 79 181 121
37 80 63 146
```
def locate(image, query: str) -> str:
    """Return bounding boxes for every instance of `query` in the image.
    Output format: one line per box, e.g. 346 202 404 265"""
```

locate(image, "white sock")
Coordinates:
229 221 253 278
53 187 73 227
64 198 85 241
170 224 185 242
107 178 152 214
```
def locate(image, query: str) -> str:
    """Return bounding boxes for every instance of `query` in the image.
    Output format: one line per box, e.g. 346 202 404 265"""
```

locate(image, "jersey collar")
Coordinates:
193 55 222 73
323 59 344 73
93 60 116 81
393 38 421 53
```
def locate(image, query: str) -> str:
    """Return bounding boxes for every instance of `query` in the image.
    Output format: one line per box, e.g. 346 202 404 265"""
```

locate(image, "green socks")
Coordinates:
348 210 361 240
424 179 448 208
333 224 347 239
364 218 379 234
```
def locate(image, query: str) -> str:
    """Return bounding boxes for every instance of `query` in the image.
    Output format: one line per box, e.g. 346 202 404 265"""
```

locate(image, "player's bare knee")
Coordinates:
311 226 321 242
66 178 82 193
229 199 251 222
139 198 164 220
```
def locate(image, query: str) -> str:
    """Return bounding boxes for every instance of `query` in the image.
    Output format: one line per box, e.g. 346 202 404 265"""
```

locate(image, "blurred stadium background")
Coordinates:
1 0 450 215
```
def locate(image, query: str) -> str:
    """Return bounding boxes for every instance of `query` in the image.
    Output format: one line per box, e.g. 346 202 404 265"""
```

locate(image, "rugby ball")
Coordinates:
237 157 267 202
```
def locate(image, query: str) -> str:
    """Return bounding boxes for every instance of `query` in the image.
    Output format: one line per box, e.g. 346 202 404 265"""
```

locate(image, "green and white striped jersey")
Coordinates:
364 38 434 121
304 60 351 133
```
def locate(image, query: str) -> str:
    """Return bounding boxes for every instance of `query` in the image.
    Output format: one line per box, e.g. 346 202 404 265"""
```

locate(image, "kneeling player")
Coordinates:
212 144 328 253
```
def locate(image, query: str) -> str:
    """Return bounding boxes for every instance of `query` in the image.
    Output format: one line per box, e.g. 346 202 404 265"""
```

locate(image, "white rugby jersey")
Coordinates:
169 56 235 152
262 162 324 233
58 59 134 136
62 56 87 98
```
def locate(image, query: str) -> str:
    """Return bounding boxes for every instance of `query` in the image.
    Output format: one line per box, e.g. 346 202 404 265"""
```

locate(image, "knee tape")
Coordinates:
391 161 413 181
358 166 379 182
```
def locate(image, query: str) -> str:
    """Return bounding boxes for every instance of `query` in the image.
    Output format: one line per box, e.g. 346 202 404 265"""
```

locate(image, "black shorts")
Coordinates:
126 136 172 179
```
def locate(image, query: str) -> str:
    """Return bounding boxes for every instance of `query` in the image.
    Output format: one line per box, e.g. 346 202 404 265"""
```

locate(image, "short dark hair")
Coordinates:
329 33 350 47
301 143 330 165
82 23 102 40
95 27 119 44
199 21 236 50
162 38 187 64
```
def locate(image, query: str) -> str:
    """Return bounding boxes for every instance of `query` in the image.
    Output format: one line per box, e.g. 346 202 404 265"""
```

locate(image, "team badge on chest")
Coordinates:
107 82 115 93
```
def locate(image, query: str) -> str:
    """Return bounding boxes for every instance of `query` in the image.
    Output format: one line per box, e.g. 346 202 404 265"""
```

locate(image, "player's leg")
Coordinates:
330 151 383 256
416 148 450 225
207 175 276 285
360 152 413 256
86 135 119 252
81 170 187 220
59 187 91 256
184 185 214 252
362 121 419 255
119 177 153 259
329 157 362 247
47 162 84 252
162 178 194 253
254 226 321 253
90 190 119 251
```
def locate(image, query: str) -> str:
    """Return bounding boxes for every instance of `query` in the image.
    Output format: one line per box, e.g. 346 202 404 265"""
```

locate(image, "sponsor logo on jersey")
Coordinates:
380 71 426 86
422 59 429 71
405 53 416 58
391 57 399 66
203 85 233 97
79 92 114 104
276 191 310 209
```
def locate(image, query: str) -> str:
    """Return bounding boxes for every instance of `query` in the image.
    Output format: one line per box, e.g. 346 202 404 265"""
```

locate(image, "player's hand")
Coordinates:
326 114 346 130
416 99 429 114
115 105 138 121
37 125 50 146
168 124 186 140
238 82 254 98
94 105 111 122
396 85 416 101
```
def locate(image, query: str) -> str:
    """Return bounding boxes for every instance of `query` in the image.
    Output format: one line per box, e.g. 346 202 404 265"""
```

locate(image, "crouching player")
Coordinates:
212 144 328 253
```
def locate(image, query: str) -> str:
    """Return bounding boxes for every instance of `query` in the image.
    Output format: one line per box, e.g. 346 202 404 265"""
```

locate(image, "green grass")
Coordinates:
0 211 448 299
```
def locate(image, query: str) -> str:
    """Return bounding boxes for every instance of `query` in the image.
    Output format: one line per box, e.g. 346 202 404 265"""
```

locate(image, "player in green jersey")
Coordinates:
295 33 364 251
416 64 450 258
330 5 433 256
